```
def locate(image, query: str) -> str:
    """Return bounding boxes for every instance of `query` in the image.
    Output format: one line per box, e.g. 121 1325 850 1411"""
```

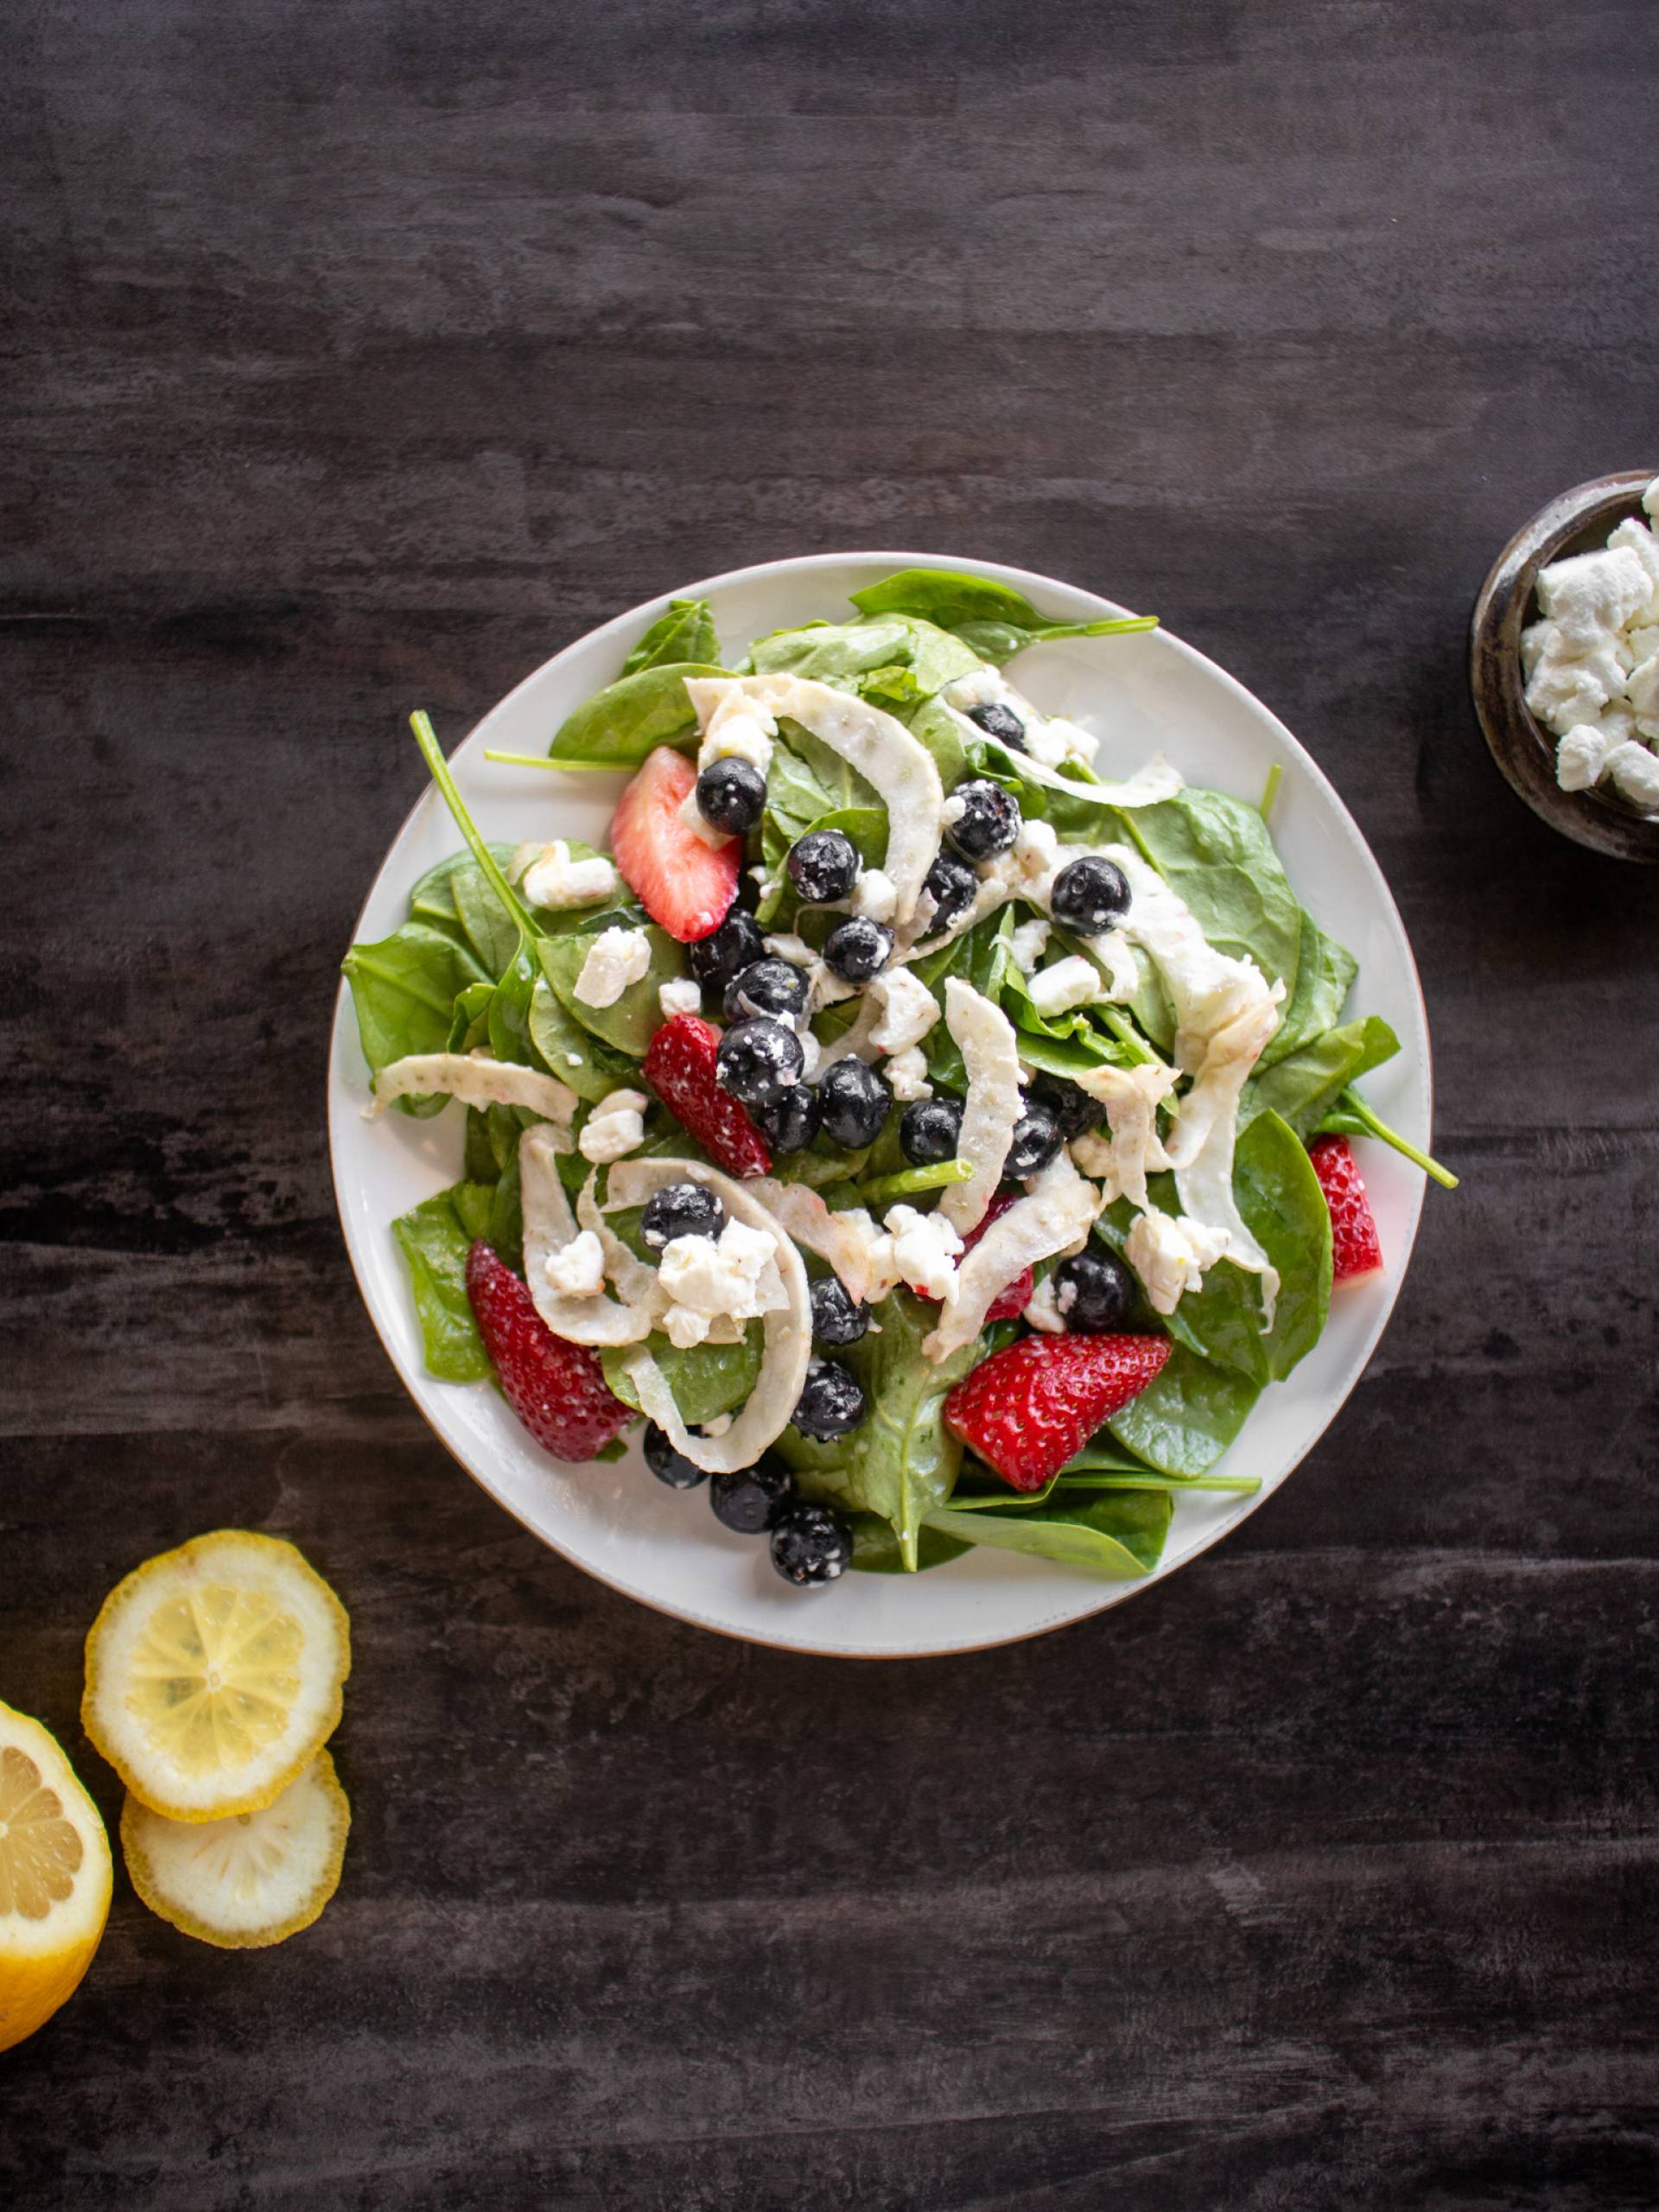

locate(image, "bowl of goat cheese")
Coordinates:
1471 469 1659 862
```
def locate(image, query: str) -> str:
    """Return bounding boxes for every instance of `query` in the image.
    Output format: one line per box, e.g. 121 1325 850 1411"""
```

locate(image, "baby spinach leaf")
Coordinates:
487 938 540 1065
391 1182 496 1382
906 693 969 791
1128 790 1303 1003
409 842 523 976
923 1489 1173 1575
918 909 1017 1090
1093 1110 1331 1389
778 1289 980 1570
1316 1088 1459 1189
548 662 729 766
487 1151 524 1274
342 922 493 1116
1258 909 1357 1066
537 925 683 1058
1243 1014 1400 1140
621 598 719 677
528 977 639 1100
601 1325 764 1427
448 981 496 1056
855 664 928 712
849 572 1160 666
1107 1345 1259 1475
804 804 888 868
845 1515 972 1574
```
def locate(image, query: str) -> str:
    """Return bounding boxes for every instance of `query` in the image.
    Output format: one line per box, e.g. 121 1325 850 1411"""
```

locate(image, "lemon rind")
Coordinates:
82 1530 351 1824
121 1749 350 1951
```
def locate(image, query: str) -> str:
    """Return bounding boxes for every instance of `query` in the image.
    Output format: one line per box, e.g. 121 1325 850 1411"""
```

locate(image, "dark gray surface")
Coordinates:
4 3 1657 2205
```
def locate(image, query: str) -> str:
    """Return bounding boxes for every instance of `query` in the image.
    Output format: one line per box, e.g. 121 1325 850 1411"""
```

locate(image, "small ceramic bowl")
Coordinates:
1470 468 1659 863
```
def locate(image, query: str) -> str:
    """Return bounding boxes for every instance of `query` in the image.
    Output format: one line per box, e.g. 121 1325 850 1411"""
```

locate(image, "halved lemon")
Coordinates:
0 1701 113 2051
82 1530 350 1822
122 1749 349 1949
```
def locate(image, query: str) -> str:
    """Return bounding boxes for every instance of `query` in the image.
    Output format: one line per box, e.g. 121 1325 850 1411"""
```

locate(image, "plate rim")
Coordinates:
327 547 1434 1658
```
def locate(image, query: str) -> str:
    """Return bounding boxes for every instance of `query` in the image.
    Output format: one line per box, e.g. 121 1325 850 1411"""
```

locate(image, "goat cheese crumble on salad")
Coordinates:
345 569 1455 1592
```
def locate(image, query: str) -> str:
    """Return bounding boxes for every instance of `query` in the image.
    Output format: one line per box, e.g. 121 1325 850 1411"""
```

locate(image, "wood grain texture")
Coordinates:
3 1 1657 2204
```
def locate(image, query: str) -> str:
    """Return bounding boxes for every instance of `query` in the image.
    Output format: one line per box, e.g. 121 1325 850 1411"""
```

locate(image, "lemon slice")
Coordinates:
122 1750 349 1949
82 1530 351 1822
0 1701 113 2051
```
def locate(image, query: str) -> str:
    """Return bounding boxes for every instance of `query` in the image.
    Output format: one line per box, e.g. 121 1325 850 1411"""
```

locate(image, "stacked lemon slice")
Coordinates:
83 1531 353 1950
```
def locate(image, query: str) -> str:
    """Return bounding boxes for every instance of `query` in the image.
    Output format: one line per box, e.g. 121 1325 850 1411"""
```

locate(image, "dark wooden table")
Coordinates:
6 4 1657 2204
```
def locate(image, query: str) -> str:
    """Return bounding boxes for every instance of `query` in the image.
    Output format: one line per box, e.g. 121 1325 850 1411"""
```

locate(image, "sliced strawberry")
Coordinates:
466 1243 632 1460
610 746 740 944
944 1332 1172 1491
909 1190 1033 1319
643 1013 772 1179
1307 1135 1383 1283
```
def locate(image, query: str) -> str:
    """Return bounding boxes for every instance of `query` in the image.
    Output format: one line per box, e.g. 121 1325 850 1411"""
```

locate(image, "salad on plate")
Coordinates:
343 569 1452 1594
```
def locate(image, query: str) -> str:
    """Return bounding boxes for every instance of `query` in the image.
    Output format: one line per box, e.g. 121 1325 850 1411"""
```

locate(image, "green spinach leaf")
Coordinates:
537 925 683 1058
780 1289 979 1569
922 1489 1173 1574
1259 909 1358 1067
621 598 719 677
848 571 1160 666
528 977 639 1100
1243 1014 1400 1139
846 1515 972 1574
601 1325 764 1427
1107 1344 1260 1475
1128 790 1304 1005
342 922 493 1116
549 662 729 766
391 1182 495 1382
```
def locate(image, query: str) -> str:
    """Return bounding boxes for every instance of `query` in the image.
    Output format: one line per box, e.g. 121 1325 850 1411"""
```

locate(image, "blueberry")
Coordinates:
696 756 766 835
709 1458 796 1535
792 1357 868 1440
643 1421 708 1489
716 1017 804 1107
787 829 860 905
899 1096 963 1166
815 1056 890 1149
722 957 810 1026
640 1180 726 1252
1052 1246 1136 1332
923 851 978 929
1006 1101 1063 1178
1050 855 1131 936
769 1503 853 1587
944 779 1021 862
1030 1072 1102 1142
687 909 766 989
967 701 1027 750
822 917 893 983
750 1082 822 1153
809 1275 871 1347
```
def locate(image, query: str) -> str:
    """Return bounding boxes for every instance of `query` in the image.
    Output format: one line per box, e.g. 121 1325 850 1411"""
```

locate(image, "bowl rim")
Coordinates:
327 546 1434 1657
1469 467 1659 863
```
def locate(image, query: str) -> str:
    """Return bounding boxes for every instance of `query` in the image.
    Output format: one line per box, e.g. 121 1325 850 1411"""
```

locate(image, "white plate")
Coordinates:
328 551 1433 1658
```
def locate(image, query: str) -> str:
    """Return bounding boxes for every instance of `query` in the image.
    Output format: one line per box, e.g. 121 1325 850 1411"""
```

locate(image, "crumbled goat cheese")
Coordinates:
543 1229 607 1299
884 1205 964 1301
657 1217 789 1350
575 926 651 1009
677 788 739 851
885 1046 933 1101
1528 482 1659 795
852 868 899 925
658 976 703 1019
578 1088 649 1164
700 1412 734 1438
1555 722 1617 793
1010 918 1052 975
1022 1274 1067 1333
1125 1211 1232 1316
696 688 779 775
868 967 942 1055
522 841 619 911
1027 953 1104 1018
1606 740 1659 811
798 1031 823 1080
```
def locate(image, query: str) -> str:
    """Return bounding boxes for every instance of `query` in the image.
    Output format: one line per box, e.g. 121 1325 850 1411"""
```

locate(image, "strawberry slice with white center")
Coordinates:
1307 1135 1384 1283
610 746 740 944
908 1189 1032 1319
